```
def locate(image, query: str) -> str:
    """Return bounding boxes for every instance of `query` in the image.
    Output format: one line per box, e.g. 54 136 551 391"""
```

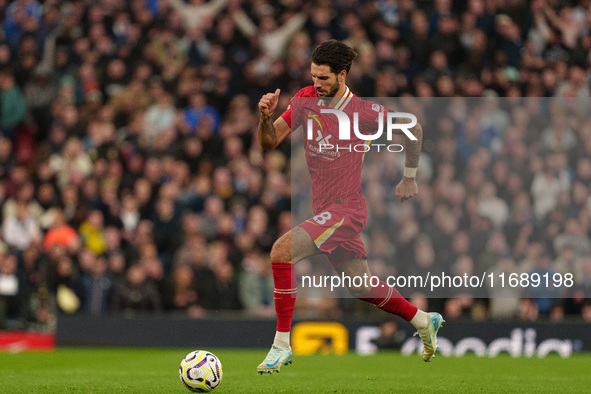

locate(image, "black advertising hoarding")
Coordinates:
56 316 589 357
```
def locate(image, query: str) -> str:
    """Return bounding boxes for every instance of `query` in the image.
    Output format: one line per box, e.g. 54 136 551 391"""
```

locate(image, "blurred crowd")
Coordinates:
1 0 591 331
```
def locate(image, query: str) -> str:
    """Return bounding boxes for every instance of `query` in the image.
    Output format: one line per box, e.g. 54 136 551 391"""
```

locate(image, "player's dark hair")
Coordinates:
311 39 358 75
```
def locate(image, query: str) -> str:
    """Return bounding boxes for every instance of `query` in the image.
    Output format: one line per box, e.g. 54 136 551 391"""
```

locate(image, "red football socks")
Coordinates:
360 280 417 321
272 262 297 332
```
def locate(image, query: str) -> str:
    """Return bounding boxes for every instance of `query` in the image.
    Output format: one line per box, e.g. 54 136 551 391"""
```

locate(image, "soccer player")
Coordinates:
256 40 444 374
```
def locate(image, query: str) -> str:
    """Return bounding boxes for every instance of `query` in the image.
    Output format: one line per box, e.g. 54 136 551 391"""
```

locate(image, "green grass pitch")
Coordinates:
0 348 589 393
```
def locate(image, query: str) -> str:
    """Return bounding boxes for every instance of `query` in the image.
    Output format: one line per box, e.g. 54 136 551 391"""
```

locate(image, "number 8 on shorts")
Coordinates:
313 212 332 225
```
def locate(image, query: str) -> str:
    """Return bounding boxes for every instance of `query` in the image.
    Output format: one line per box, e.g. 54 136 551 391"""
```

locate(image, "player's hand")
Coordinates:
395 176 418 202
258 88 280 119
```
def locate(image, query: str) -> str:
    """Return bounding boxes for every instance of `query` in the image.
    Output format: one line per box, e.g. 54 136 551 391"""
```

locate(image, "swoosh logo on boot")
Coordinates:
266 357 282 368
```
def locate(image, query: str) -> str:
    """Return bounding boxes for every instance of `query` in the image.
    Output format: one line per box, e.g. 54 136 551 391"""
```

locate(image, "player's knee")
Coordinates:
270 238 291 263
347 285 371 298
339 262 372 297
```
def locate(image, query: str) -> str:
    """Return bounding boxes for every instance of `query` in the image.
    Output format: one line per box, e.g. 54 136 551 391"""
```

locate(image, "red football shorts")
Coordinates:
298 201 368 269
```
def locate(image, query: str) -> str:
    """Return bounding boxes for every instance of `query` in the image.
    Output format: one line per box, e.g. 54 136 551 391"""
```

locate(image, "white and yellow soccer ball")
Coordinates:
179 350 223 392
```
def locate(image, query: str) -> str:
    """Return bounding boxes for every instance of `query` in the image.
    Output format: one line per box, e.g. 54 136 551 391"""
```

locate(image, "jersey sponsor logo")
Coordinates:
304 107 340 159
304 106 329 134
315 130 332 147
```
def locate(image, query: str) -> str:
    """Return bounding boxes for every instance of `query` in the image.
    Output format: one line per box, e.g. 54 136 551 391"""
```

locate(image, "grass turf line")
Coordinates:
0 348 589 393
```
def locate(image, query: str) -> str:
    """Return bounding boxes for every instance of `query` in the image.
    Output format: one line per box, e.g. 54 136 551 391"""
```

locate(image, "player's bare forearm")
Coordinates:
259 116 277 150
393 121 421 201
403 122 422 170
258 88 283 150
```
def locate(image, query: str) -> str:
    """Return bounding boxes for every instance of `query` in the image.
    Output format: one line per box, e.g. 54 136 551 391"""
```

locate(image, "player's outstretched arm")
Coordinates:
258 89 291 150
402 121 422 170
395 121 423 202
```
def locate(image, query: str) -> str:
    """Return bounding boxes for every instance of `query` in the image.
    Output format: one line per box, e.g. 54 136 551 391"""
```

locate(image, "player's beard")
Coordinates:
317 79 340 99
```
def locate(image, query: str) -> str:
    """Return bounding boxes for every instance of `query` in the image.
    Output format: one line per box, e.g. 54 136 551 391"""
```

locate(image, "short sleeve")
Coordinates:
280 104 292 128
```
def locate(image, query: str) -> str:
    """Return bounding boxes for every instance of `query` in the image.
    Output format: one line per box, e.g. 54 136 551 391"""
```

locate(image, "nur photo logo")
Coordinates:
304 106 418 153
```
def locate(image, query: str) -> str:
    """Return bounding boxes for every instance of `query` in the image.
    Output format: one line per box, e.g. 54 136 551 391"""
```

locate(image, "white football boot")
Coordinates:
257 344 293 374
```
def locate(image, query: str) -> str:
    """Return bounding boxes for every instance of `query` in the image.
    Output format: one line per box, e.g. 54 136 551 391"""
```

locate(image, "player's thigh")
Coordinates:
292 225 322 263
270 226 320 264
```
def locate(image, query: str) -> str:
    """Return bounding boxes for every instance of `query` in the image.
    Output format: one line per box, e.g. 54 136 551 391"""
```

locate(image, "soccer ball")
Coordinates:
179 350 223 392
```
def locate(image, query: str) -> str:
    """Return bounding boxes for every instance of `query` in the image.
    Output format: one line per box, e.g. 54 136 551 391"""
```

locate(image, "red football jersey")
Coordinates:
281 86 388 213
